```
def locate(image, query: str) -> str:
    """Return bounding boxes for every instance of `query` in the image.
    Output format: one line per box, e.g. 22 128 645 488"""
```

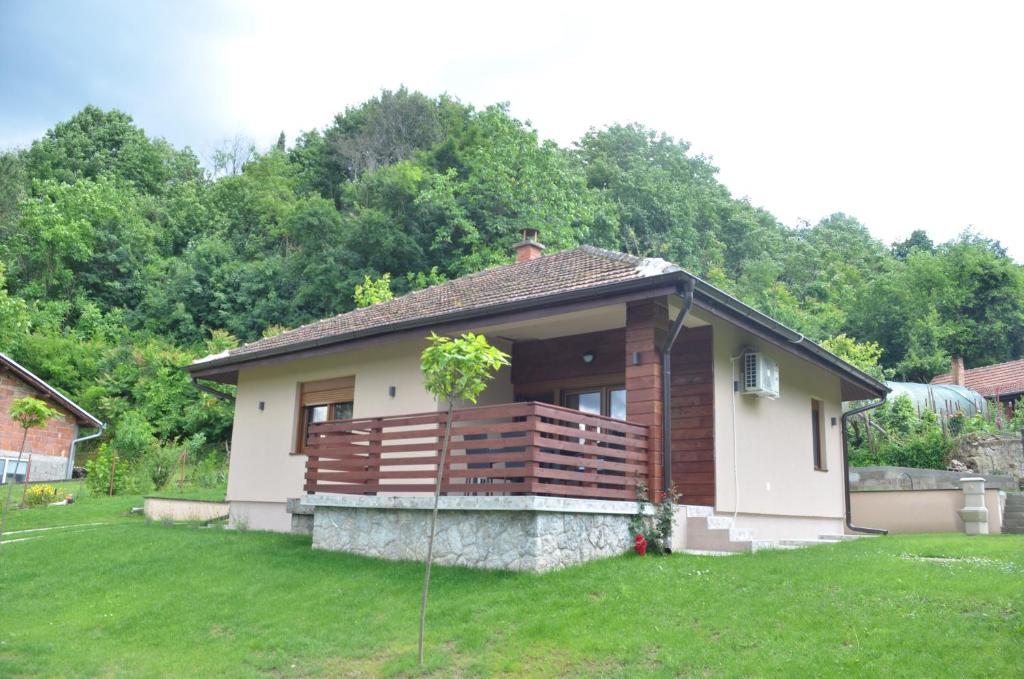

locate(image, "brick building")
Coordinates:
1 352 103 483
932 355 1024 420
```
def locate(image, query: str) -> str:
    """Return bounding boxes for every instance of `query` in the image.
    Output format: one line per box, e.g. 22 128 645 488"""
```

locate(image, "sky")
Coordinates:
2 0 1022 260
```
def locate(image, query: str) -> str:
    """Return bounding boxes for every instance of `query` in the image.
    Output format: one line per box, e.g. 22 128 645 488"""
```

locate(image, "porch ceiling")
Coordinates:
480 304 626 342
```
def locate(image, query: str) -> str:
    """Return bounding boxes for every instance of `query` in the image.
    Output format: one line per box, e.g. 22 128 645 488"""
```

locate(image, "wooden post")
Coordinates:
625 297 669 499
108 454 117 496
367 417 383 496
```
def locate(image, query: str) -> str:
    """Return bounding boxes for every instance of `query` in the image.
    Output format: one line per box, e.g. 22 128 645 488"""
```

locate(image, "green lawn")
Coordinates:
1 496 1021 678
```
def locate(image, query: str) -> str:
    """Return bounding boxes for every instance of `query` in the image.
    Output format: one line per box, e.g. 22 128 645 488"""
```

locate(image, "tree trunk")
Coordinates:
418 398 455 665
0 428 30 547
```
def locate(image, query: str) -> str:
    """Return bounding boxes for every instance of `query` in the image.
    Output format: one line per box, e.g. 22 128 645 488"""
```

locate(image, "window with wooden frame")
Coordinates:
811 398 826 471
295 375 354 453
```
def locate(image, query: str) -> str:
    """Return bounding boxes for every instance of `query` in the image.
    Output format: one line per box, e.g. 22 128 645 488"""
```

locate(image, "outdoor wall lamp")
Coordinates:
388 386 397 398
582 352 595 364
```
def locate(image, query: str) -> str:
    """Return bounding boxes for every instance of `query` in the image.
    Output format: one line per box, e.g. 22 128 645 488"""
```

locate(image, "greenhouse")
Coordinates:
884 381 989 418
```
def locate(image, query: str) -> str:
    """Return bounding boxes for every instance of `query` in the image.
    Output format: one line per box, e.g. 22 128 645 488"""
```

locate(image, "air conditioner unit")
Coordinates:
742 352 780 399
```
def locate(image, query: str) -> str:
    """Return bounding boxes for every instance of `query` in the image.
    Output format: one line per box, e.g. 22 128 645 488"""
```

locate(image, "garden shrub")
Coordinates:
85 445 136 495
630 481 680 555
24 484 60 507
145 445 182 490
109 410 157 464
189 455 226 489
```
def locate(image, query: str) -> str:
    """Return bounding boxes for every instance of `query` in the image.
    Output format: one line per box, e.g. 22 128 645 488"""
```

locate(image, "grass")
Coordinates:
0 497 1021 678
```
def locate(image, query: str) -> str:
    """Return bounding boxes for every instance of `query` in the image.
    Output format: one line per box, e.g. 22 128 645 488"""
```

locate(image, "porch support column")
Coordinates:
625 297 669 502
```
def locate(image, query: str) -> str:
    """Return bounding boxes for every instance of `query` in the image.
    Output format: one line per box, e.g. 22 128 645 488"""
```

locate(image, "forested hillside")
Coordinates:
2 88 1022 463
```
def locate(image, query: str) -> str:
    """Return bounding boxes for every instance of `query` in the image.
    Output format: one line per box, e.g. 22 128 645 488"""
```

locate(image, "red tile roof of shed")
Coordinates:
931 358 1024 398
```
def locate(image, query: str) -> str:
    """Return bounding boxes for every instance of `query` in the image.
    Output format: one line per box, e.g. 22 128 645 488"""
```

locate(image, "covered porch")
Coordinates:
295 295 716 571
300 296 716 507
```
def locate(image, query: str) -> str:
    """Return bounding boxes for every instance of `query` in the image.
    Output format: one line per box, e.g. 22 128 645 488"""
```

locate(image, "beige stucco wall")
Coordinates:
698 311 847 524
851 489 1004 534
227 306 853 534
228 339 440 508
226 335 515 530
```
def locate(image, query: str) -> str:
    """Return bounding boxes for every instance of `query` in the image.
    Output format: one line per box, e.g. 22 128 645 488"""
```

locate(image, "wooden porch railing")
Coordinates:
303 401 650 501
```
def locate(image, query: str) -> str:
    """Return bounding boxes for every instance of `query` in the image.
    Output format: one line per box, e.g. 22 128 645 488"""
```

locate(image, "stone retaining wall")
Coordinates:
952 433 1024 482
850 466 1017 492
304 495 643 572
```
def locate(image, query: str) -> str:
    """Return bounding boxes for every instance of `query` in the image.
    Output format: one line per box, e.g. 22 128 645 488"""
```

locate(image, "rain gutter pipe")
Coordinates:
660 278 695 494
842 398 889 535
191 377 236 403
65 423 106 479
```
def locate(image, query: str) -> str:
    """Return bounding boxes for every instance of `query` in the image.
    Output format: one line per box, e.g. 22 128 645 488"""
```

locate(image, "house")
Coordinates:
187 233 888 569
932 356 1024 420
0 353 104 483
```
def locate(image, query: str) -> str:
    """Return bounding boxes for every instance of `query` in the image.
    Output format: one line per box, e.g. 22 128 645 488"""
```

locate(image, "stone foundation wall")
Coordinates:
306 495 641 572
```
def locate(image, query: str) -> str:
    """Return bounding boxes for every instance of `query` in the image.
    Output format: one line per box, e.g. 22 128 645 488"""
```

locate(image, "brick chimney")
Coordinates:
514 227 544 262
952 355 966 386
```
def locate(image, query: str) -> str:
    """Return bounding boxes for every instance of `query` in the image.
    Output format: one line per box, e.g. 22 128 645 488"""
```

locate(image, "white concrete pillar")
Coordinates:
958 477 989 535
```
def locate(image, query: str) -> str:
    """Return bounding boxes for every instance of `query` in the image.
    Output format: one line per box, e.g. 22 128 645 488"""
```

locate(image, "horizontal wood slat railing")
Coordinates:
303 401 650 501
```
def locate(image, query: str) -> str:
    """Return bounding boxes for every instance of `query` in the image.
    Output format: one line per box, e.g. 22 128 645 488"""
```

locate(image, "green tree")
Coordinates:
417 333 509 665
821 334 893 381
353 273 393 307
24 105 201 193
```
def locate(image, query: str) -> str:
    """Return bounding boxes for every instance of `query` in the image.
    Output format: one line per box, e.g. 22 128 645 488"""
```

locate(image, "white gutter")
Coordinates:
65 423 106 479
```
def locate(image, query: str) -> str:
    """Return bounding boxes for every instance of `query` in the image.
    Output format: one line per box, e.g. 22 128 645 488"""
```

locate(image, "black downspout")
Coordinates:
660 278 695 494
842 398 889 535
191 377 236 403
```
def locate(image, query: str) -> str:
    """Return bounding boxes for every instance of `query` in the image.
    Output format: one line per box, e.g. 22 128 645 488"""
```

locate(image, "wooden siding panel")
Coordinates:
670 325 715 506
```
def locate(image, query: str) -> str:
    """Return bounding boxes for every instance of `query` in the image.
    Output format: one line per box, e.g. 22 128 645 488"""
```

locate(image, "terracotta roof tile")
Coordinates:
207 246 679 361
931 358 1024 398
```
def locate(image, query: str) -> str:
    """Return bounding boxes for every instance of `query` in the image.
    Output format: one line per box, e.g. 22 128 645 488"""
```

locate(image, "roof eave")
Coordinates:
0 353 104 428
184 271 687 375
690 279 890 400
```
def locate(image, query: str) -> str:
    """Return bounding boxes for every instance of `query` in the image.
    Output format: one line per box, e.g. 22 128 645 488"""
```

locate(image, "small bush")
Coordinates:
629 481 680 555
24 484 60 507
85 445 136 496
189 456 226 489
145 446 182 490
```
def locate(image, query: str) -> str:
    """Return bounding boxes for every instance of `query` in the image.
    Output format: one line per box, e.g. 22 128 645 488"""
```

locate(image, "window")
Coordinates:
1 458 27 484
811 399 826 471
296 376 355 453
562 386 626 419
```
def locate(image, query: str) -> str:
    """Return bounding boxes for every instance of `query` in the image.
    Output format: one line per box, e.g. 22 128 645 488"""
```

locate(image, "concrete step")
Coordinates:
751 540 801 552
683 504 715 518
778 539 837 547
682 549 742 557
819 534 864 541
685 516 752 554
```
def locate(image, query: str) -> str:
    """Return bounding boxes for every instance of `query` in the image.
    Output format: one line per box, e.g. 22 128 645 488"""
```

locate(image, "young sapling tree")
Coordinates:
0 397 60 545
417 332 509 665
